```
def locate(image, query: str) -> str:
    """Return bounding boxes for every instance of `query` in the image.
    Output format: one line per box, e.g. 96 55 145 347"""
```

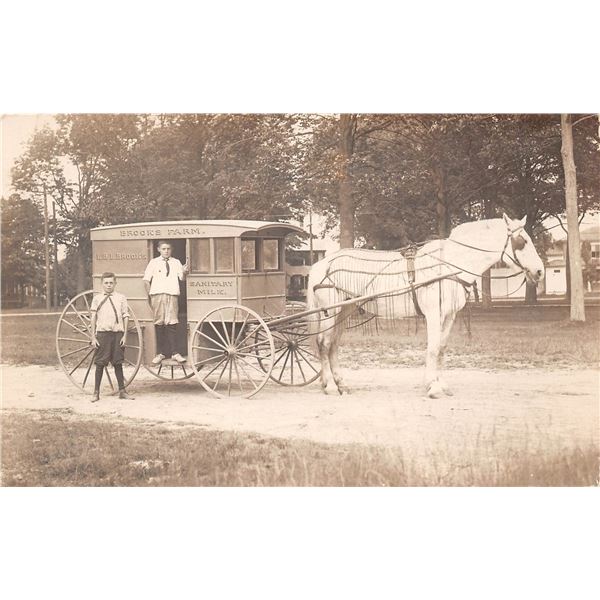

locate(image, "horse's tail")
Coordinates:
306 260 325 357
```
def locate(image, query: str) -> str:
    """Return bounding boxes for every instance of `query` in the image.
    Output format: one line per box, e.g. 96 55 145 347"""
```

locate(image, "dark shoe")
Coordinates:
119 389 135 400
91 392 100 402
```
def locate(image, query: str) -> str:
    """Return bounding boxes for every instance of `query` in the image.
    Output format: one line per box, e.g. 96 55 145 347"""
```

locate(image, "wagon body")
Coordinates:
57 219 323 398
90 220 303 366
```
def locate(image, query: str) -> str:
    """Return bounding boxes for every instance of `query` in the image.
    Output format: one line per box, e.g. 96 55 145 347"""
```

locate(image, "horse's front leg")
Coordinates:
436 312 457 396
424 312 444 399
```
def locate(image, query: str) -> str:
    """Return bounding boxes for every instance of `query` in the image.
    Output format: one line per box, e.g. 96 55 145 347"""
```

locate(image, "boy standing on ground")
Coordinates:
143 240 188 365
90 272 135 402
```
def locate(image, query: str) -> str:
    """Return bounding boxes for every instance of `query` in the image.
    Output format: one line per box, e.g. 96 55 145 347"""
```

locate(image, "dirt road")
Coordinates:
2 364 598 456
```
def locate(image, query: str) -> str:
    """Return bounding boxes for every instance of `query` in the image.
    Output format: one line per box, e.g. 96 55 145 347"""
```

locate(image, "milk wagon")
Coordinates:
56 215 544 400
56 220 322 398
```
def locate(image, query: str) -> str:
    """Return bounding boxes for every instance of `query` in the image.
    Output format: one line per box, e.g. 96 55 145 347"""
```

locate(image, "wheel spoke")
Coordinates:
227 356 234 395
238 337 272 353
221 310 231 345
294 346 321 374
232 357 244 393
69 347 95 375
201 355 228 380
59 336 91 343
277 348 292 382
208 320 229 350
82 354 95 388
61 318 91 339
60 343 92 359
234 356 259 390
192 344 224 354
233 310 251 345
194 352 223 365
236 353 269 377
293 348 309 383
69 304 92 335
212 358 230 391
195 328 227 351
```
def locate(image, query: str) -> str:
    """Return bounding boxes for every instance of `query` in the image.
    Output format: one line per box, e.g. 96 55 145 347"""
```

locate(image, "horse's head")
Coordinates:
502 214 544 284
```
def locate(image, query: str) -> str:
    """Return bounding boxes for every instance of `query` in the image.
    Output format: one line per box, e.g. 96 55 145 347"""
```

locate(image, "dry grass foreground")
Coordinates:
2 409 597 486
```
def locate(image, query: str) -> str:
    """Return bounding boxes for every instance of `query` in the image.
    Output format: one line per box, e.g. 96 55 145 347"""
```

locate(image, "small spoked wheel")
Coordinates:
55 290 142 395
262 302 321 387
190 305 274 398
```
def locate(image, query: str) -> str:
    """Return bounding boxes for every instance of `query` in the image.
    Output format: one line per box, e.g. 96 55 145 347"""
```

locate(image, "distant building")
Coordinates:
285 238 338 301
541 223 600 295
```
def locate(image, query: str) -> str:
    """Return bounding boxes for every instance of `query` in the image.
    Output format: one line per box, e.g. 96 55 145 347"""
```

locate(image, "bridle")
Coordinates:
500 225 527 271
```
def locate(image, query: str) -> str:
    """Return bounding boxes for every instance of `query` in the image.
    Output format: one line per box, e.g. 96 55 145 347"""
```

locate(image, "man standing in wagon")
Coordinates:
143 241 188 365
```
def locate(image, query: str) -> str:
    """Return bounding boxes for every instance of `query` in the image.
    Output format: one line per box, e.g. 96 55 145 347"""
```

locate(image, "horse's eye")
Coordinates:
513 236 526 251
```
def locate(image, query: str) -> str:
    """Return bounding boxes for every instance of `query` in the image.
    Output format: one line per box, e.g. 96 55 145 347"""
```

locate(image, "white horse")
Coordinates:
307 214 545 398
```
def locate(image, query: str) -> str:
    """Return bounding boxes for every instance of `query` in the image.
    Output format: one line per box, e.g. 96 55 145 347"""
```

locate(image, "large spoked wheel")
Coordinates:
190 305 274 399
262 302 321 387
56 290 142 395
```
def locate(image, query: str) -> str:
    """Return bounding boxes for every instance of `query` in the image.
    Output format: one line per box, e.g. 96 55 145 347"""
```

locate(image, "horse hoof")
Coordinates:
338 385 351 395
438 381 453 396
427 382 444 399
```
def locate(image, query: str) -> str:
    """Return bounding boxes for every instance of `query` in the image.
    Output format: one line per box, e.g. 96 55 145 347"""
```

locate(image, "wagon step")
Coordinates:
160 358 188 366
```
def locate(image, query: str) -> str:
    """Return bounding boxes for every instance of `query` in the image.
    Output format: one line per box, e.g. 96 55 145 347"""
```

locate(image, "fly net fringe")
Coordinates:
320 247 466 337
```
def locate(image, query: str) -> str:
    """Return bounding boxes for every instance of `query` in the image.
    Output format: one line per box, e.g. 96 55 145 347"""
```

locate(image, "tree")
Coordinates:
0 194 45 303
12 115 142 292
560 114 585 322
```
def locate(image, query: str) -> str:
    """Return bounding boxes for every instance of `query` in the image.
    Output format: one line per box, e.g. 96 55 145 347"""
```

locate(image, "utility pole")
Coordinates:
308 209 314 265
43 183 51 311
53 201 59 307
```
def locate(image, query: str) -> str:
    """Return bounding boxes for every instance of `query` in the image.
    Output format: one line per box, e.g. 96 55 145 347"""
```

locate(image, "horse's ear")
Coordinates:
502 213 512 227
519 215 527 227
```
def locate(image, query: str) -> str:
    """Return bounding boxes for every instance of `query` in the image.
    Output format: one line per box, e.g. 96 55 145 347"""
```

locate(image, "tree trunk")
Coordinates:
432 166 450 237
525 282 537 304
482 268 492 308
560 114 585 322
338 114 357 249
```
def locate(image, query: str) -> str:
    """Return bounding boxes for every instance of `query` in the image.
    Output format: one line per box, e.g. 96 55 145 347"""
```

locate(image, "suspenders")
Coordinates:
96 294 120 324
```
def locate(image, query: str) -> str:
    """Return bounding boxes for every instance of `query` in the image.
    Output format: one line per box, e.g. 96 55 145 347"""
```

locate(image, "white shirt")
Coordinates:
91 291 129 332
143 256 184 295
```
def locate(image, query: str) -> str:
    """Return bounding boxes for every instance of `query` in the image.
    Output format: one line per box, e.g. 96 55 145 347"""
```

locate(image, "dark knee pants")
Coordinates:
94 332 125 366
156 324 177 357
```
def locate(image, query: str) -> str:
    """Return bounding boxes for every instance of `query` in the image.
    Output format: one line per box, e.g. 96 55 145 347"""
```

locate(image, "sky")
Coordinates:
1 114 55 198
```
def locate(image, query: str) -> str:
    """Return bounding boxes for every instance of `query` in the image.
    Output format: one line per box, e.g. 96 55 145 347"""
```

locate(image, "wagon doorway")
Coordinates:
152 238 188 357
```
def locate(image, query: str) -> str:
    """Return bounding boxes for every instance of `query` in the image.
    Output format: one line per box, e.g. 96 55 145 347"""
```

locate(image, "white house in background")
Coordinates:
285 238 338 300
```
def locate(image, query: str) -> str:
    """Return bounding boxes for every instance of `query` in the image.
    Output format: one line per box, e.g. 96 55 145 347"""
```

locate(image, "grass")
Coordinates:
1 308 599 369
2 410 597 487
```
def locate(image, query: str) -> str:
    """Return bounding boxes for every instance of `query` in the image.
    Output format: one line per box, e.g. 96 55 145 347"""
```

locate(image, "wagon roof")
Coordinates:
90 219 305 239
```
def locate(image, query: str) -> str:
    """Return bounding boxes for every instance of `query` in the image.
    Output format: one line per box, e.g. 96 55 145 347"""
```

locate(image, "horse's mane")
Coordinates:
449 218 503 243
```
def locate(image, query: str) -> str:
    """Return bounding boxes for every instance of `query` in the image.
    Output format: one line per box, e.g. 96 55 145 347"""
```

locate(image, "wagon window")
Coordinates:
215 238 234 273
190 238 210 273
263 239 280 271
241 239 258 271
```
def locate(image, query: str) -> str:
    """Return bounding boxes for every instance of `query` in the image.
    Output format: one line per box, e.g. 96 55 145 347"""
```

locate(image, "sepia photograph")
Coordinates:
1 113 598 487
1 5 599 597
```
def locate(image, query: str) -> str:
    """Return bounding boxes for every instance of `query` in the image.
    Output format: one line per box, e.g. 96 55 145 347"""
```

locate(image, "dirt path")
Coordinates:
2 364 598 456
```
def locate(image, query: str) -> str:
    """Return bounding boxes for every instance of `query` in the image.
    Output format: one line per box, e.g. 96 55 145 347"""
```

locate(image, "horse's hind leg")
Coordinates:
329 339 349 394
316 331 338 395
